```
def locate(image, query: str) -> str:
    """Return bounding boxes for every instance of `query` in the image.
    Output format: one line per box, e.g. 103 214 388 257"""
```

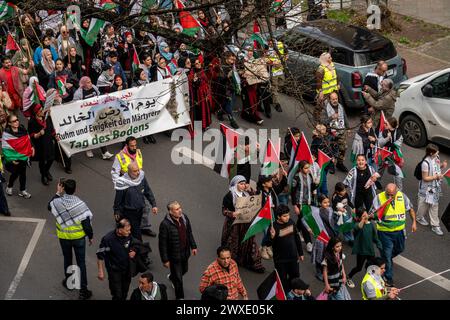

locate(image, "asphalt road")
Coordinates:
1 93 449 301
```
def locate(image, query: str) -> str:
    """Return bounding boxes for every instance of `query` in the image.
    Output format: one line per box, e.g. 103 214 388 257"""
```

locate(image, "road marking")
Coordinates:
394 255 450 292
174 146 257 189
0 217 46 300
174 146 215 169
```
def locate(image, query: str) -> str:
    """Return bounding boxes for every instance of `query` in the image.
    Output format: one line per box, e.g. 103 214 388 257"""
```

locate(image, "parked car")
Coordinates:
275 20 407 108
393 68 450 148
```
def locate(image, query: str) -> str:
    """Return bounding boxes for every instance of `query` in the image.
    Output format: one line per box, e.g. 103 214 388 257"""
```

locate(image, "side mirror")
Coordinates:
422 84 433 98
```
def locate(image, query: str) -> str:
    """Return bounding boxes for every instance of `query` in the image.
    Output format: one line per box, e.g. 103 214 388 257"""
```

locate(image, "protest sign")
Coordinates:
233 194 262 225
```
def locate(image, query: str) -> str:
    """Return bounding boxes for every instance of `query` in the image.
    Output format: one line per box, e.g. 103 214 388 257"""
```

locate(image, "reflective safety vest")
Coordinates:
361 273 386 300
117 150 143 175
376 191 406 232
320 63 338 95
269 41 285 76
56 222 86 240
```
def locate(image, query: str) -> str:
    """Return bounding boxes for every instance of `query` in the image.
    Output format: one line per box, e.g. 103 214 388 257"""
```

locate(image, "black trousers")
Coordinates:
39 159 53 177
275 260 300 294
355 190 374 212
0 181 9 214
59 238 88 290
348 254 374 279
296 209 312 244
108 269 131 300
169 259 189 299
6 161 27 191
122 209 144 241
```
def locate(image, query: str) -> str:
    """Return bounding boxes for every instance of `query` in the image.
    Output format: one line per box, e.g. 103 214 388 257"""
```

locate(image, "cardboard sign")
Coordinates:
233 194 262 225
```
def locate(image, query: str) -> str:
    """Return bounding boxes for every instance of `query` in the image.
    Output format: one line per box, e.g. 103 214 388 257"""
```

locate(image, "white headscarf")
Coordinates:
229 175 248 206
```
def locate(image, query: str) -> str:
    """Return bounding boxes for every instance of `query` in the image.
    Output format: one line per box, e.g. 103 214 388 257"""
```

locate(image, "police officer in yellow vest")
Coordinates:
48 178 93 300
315 52 339 122
371 183 417 287
361 257 400 300
267 38 287 113
111 136 158 237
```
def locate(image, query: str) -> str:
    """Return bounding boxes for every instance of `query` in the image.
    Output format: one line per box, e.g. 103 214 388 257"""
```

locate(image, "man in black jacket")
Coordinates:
97 218 137 300
159 201 198 299
129 271 168 300
268 205 304 294
113 163 157 240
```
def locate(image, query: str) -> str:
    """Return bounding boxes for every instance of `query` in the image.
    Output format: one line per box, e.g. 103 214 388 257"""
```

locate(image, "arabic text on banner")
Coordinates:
233 194 263 225
51 76 190 156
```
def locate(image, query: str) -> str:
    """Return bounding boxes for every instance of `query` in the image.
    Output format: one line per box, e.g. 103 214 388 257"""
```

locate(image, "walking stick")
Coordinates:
56 140 67 169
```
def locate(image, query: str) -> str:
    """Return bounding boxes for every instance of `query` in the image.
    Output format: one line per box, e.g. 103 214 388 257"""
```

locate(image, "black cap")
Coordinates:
258 175 273 184
102 63 113 71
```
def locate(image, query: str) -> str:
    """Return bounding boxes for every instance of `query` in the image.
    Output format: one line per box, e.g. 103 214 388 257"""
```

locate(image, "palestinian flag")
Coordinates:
132 44 140 73
130 0 157 19
287 132 313 190
242 196 273 243
55 76 68 97
375 197 393 221
2 131 33 162
5 33 18 54
302 205 330 244
287 129 298 168
387 158 405 179
337 208 355 233
176 0 201 37
251 20 267 50
261 138 280 176
213 123 241 180
257 270 286 300
271 0 283 13
444 169 450 186
31 80 46 105
317 149 332 188
377 110 386 138
374 146 392 167
0 1 15 22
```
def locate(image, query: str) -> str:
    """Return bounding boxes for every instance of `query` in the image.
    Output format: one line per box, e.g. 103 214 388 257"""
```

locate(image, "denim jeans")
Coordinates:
223 93 236 115
378 230 405 282
59 238 88 290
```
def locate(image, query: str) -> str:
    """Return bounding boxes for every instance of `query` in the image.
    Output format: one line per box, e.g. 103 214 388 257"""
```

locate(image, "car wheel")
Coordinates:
400 114 427 148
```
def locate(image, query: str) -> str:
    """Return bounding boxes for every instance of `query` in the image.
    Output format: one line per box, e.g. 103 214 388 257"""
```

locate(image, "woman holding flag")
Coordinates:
21 76 46 118
3 114 34 199
48 59 77 103
221 175 265 273
377 116 404 190
351 115 377 167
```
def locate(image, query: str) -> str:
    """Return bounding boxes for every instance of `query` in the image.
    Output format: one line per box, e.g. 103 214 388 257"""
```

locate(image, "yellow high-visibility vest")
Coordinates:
376 191 406 232
56 222 86 240
361 273 386 300
116 150 143 175
269 41 285 76
320 63 338 95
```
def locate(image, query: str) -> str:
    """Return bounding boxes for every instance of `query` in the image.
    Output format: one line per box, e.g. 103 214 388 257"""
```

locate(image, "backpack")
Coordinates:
414 158 429 180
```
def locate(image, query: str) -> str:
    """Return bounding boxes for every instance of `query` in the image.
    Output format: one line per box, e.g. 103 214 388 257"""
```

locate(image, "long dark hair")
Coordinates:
324 237 343 268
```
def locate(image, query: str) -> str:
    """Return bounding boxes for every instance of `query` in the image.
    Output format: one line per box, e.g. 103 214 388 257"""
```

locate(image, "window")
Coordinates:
353 42 397 66
331 47 351 66
429 73 450 99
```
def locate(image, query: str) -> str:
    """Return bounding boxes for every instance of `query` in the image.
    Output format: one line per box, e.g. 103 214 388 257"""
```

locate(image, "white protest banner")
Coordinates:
51 75 191 156
233 194 262 225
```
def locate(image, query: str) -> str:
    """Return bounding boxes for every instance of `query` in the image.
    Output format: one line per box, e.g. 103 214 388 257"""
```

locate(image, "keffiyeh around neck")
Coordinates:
50 194 93 229
114 170 145 190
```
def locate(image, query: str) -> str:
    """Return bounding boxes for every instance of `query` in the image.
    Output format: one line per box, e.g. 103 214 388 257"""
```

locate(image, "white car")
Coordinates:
394 68 450 148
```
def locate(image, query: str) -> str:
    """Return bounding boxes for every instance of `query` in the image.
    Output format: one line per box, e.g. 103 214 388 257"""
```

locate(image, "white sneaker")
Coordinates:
266 246 273 258
18 190 31 199
260 246 270 260
431 227 444 236
86 150 94 158
5 187 13 196
416 217 429 226
167 273 174 288
346 279 355 288
102 151 114 160
306 242 313 253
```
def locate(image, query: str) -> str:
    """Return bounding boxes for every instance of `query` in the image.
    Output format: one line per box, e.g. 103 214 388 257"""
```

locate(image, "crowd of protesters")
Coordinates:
0 1 448 302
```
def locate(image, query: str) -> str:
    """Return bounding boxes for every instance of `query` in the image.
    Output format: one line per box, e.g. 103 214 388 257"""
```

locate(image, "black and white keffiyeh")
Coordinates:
50 194 93 228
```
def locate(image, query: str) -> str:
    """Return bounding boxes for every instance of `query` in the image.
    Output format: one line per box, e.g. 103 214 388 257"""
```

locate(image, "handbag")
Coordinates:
316 290 329 300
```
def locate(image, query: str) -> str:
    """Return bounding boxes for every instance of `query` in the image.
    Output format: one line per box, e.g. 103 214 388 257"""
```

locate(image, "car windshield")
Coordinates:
353 42 397 66
414 74 435 83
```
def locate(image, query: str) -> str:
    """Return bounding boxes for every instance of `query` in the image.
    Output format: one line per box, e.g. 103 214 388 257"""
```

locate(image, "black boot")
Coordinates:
148 135 157 144
46 172 53 181
228 115 239 129
143 136 150 144
274 103 283 112
79 289 92 300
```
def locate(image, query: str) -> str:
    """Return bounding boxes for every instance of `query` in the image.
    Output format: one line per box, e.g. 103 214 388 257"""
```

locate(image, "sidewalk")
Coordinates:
397 36 450 77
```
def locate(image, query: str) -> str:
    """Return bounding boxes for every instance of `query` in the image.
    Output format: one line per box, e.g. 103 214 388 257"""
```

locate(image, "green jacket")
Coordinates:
352 221 382 256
